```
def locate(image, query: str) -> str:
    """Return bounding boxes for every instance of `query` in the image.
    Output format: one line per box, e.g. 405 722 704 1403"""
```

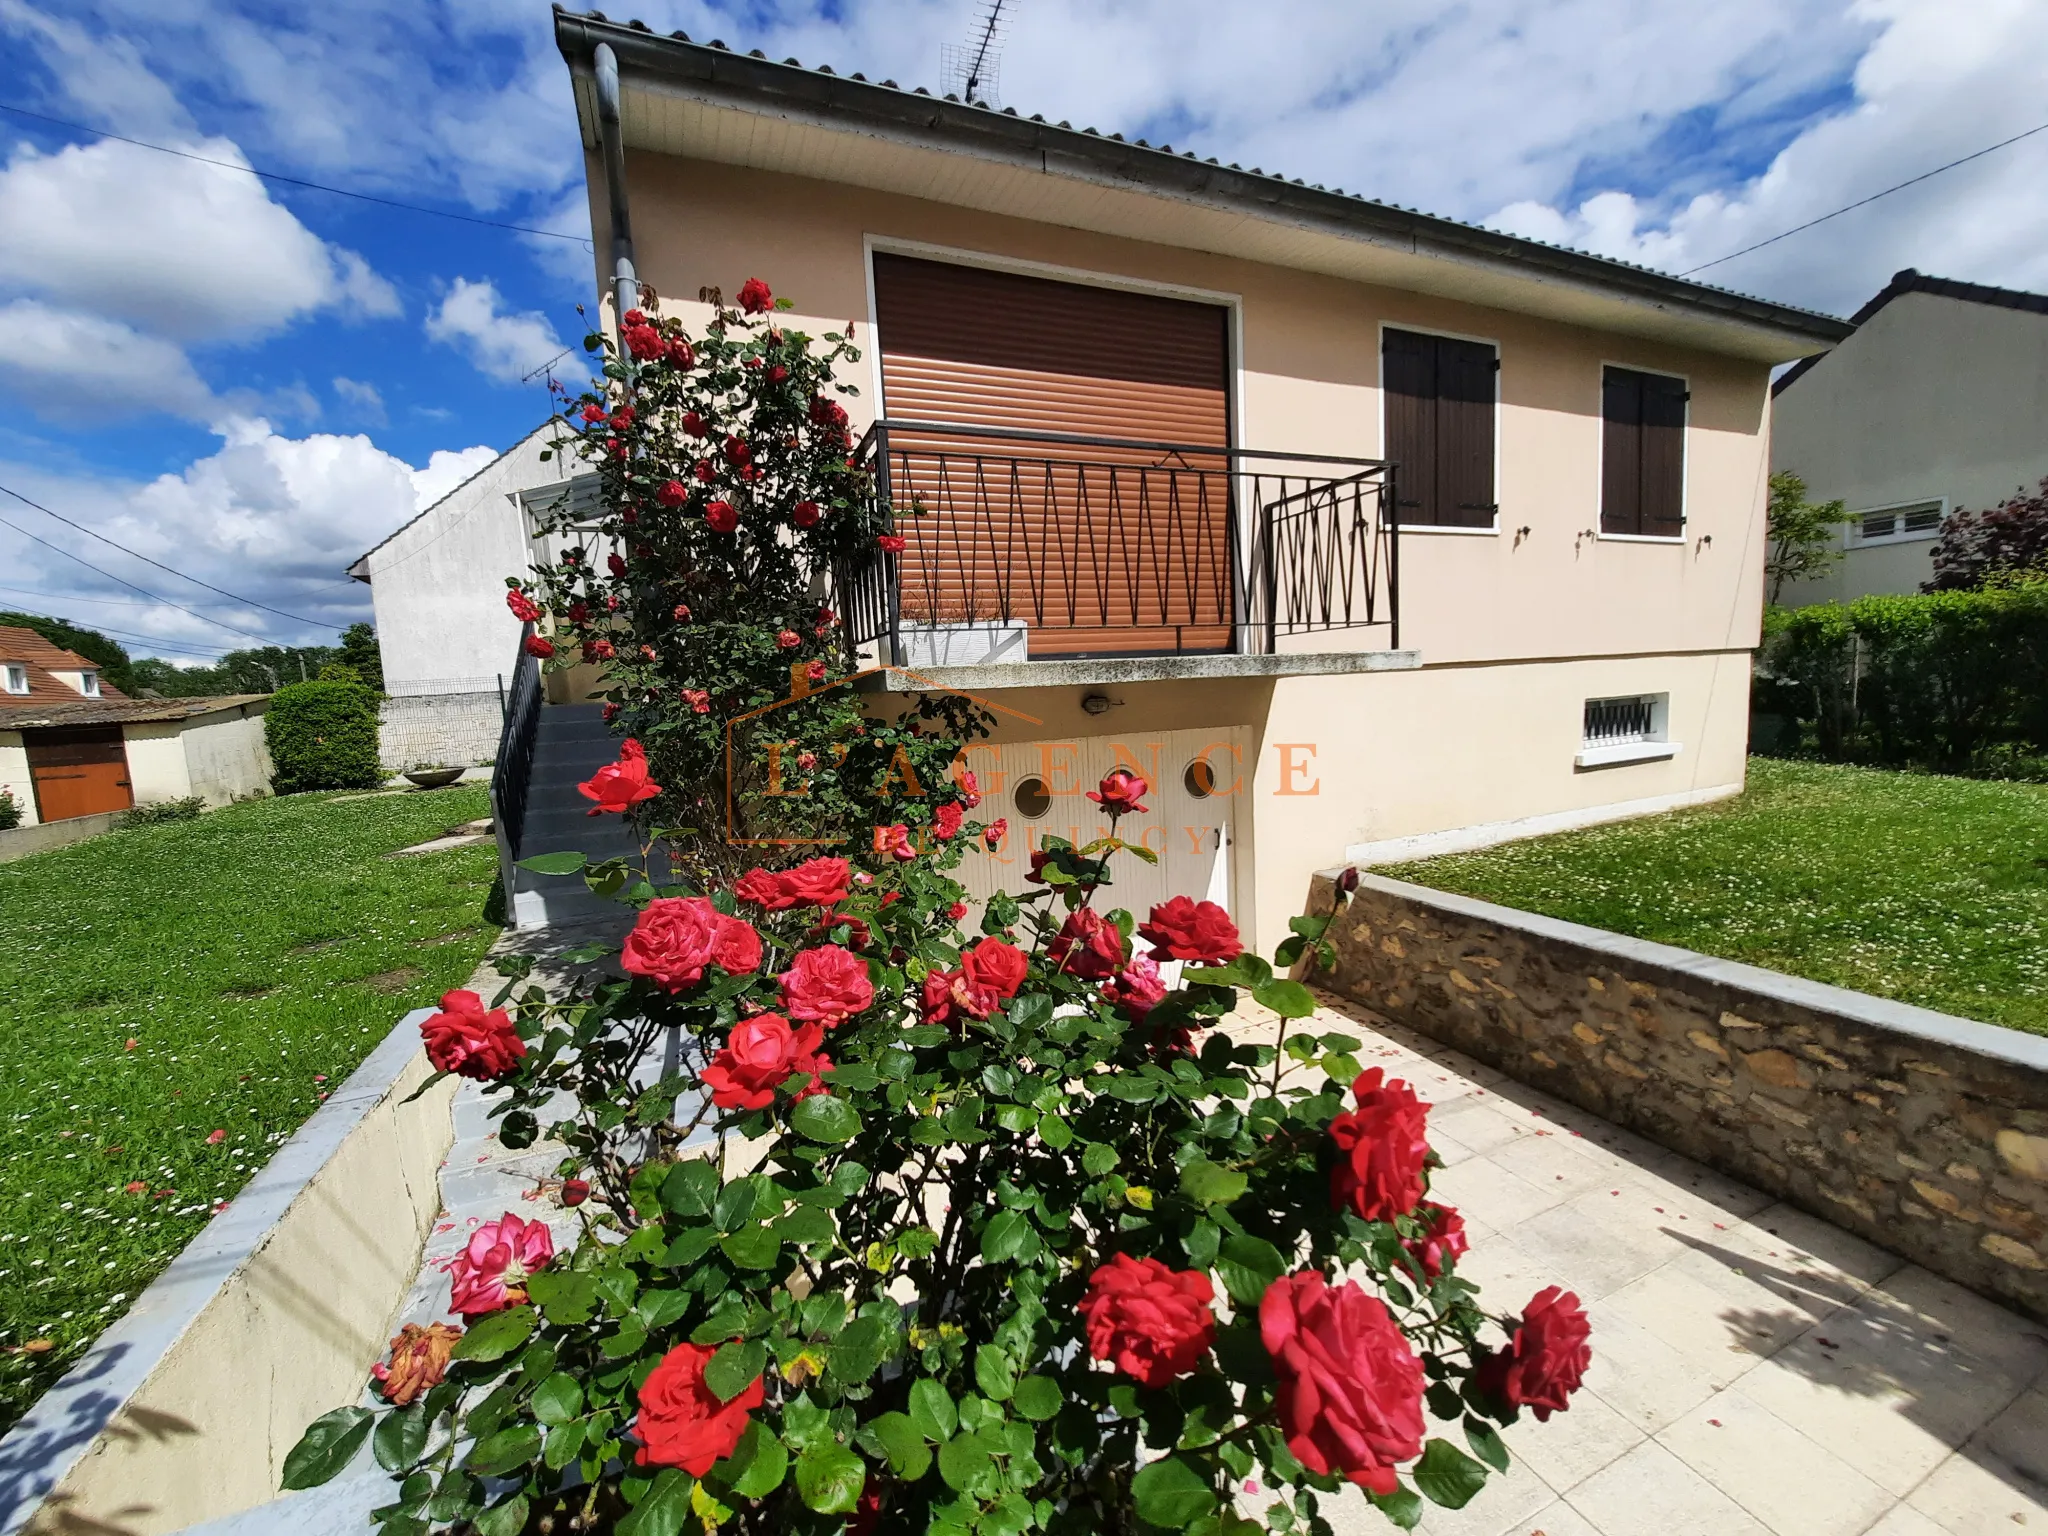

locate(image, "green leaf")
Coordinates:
974 1344 1017 1401
618 1468 695 1536
909 1377 958 1441
450 1304 536 1363
282 1406 373 1489
1011 1375 1061 1421
661 1159 719 1218
719 1420 789 1498
720 1223 781 1270
1007 992 1053 1028
1413 1438 1489 1510
465 1424 542 1478
1425 1382 1463 1421
704 1340 768 1402
713 1177 760 1232
775 1204 837 1246
472 1494 529 1536
981 1209 1037 1263
1131 1455 1219 1528
898 1225 941 1260
1178 1159 1248 1207
1251 979 1317 1018
518 851 587 875
1081 1142 1118 1176
1462 1416 1511 1474
794 1442 866 1514
1212 1236 1286 1306
1185 1219 1221 1270
1038 1112 1073 1150
829 1316 888 1384
791 1093 862 1143
936 1432 998 1496
874 1411 933 1478
661 1225 717 1269
824 1062 883 1090
372 1402 430 1472
531 1372 585 1426
1367 1485 1424 1530
543 1420 586 1471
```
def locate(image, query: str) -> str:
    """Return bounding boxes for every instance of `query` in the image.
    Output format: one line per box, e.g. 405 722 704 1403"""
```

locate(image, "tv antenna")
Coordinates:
942 0 1009 108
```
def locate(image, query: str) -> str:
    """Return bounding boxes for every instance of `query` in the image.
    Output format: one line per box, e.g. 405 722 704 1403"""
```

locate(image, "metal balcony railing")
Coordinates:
832 421 1399 665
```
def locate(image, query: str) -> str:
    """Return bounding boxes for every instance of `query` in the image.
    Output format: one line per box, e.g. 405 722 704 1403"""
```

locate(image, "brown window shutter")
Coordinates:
1381 328 1437 525
1639 371 1687 537
1601 367 1644 536
1436 337 1497 527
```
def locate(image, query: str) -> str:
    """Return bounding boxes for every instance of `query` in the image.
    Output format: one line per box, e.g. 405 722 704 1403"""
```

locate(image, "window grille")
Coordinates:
1584 695 1657 746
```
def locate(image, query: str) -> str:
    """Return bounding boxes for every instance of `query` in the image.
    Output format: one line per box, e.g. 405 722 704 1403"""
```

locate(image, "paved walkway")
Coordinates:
1292 994 2048 1536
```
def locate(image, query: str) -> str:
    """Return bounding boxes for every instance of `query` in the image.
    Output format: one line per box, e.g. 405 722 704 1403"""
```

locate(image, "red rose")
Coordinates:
1328 1068 1431 1222
560 1178 590 1207
703 1012 828 1109
506 589 540 622
1262 1272 1424 1492
877 533 906 554
736 277 774 314
954 769 981 809
656 480 687 508
1477 1288 1591 1421
1138 896 1243 965
694 459 718 483
947 901 968 921
622 309 647 326
734 867 791 910
1081 1253 1216 1387
983 817 1008 852
669 338 695 370
782 856 853 907
872 824 916 862
420 989 525 1079
622 897 762 992
608 552 628 578
723 435 752 467
1102 954 1167 1023
578 738 660 816
779 945 874 1025
610 405 635 430
634 1342 764 1475
682 410 708 438
672 603 692 622
584 638 614 661
1087 767 1149 815
684 689 711 714
524 634 554 659
922 968 995 1029
961 937 1027 1000
776 628 801 649
1402 1202 1469 1280
806 659 827 685
706 501 739 533
580 401 607 423
1026 849 1050 882
932 802 964 840
1049 907 1124 980
793 500 821 528
623 324 664 361
767 363 788 383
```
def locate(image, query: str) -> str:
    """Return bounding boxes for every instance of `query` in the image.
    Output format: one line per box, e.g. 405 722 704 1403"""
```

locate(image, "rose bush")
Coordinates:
287 279 1587 1535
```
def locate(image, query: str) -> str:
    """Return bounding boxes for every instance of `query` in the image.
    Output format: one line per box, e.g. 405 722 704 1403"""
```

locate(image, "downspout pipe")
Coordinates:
593 42 639 319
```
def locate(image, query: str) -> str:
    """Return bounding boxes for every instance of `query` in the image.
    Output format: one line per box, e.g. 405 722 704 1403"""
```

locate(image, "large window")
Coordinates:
1600 366 1687 538
1382 327 1498 528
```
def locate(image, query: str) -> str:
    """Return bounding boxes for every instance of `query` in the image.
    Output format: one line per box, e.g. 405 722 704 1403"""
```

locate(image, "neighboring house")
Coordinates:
1772 269 2048 605
522 16 1851 948
348 423 586 770
0 626 271 825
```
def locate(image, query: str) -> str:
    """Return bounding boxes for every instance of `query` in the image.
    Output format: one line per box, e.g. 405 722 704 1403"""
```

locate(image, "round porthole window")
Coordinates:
1014 776 1053 818
1184 757 1217 798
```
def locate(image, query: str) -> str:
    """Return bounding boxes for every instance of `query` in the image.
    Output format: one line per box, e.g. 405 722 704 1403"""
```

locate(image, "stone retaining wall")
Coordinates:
1306 871 2048 1320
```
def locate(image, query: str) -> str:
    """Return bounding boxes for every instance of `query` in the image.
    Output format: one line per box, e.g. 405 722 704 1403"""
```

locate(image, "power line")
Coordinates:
1680 116 2048 276
0 482 339 628
0 101 591 246
0 510 280 644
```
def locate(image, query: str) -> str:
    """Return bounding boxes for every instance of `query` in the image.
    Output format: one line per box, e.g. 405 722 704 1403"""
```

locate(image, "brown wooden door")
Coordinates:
26 727 133 821
872 254 1232 655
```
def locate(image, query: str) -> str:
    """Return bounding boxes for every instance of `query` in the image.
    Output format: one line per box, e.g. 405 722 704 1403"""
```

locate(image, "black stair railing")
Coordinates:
491 621 544 916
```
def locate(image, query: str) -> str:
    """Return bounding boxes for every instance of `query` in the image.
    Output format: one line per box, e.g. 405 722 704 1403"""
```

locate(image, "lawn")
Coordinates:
1385 757 2048 1036
0 785 500 1433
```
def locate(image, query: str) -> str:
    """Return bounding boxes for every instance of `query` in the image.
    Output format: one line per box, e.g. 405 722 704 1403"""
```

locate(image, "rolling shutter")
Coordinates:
871 255 1232 655
1383 328 1496 528
1602 366 1686 537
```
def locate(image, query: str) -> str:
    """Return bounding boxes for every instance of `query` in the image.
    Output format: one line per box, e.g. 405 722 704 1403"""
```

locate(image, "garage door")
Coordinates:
26 726 132 822
872 254 1233 656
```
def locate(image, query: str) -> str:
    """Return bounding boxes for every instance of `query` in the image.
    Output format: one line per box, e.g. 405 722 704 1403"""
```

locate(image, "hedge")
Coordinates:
265 679 383 793
1755 576 2048 777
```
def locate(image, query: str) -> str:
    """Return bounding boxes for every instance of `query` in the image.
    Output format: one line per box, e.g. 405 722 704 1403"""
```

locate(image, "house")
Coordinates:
347 423 586 770
521 15 1851 948
1772 269 2048 605
0 626 272 825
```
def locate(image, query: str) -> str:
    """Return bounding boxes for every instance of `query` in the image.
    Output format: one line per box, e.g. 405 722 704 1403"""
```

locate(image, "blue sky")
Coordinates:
2 0 2045 664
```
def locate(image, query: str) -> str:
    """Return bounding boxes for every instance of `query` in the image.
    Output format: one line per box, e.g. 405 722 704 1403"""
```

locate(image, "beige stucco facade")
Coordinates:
123 703 274 808
1774 284 2048 605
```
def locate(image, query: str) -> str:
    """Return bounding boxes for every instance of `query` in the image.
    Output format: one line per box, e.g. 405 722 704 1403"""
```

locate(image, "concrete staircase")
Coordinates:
507 703 642 934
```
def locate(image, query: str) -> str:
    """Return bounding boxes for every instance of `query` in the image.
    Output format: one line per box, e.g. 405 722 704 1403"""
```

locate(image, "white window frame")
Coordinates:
2 664 26 695
1850 498 1946 547
1576 691 1681 769
1375 320 1503 535
78 670 99 697
1596 361 1690 545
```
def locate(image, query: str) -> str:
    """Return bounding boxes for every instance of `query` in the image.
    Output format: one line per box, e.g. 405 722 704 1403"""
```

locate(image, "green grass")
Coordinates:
0 786 500 1432
1385 758 2048 1036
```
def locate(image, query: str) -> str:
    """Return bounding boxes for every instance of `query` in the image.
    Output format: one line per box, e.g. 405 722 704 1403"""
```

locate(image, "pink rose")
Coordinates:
443 1212 554 1319
778 945 875 1025
621 897 762 992
420 989 525 1080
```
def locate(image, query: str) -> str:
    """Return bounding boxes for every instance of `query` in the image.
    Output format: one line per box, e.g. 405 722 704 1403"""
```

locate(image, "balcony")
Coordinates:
834 422 1400 678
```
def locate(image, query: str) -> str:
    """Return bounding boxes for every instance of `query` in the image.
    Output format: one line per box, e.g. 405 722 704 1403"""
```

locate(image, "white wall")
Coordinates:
0 731 34 827
123 705 273 807
123 723 192 803
361 423 573 697
1774 290 2048 604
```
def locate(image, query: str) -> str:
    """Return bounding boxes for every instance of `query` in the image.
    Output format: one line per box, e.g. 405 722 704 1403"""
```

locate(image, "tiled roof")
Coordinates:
0 694 266 730
1773 268 2048 395
0 625 129 711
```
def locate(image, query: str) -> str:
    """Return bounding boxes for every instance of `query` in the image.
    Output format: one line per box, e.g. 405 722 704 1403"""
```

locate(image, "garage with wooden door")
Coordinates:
24 726 133 822
870 253 1234 656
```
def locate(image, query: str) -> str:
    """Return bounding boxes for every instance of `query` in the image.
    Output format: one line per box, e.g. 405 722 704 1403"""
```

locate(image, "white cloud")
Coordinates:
331 376 385 423
0 419 499 657
0 299 219 419
425 276 573 385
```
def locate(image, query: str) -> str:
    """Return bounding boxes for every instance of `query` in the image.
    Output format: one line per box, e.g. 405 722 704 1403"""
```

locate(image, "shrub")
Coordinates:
266 679 383 793
1929 477 2048 591
1756 576 2048 773
119 796 205 827
0 790 20 831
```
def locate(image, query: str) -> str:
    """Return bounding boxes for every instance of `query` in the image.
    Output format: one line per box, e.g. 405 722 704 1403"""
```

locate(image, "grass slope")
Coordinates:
0 785 500 1432
1386 758 2048 1036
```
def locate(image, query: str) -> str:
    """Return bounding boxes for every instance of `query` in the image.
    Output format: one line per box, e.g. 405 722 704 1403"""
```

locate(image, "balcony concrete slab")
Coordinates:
859 647 1421 693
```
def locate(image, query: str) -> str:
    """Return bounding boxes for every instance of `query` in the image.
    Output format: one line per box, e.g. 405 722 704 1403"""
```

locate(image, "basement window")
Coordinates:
2 665 25 694
1577 693 1680 769
1854 500 1944 544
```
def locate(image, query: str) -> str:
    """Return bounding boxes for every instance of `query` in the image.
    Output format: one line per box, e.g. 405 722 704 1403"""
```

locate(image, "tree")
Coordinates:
1764 471 1852 604
0 611 136 694
338 621 385 691
1928 477 2048 591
